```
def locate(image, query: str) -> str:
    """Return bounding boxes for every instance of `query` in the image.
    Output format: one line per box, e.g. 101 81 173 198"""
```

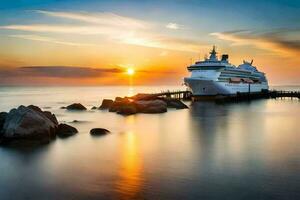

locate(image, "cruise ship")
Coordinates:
184 46 269 96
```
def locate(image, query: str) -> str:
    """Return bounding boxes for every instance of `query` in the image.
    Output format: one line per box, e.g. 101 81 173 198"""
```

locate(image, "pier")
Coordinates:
149 90 300 102
156 90 192 100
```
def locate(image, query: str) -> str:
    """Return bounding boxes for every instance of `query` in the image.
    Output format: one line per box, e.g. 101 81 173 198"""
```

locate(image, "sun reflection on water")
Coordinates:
115 130 143 200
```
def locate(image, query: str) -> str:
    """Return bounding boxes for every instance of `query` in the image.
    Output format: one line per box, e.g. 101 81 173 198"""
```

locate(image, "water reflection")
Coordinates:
189 101 266 172
115 130 143 200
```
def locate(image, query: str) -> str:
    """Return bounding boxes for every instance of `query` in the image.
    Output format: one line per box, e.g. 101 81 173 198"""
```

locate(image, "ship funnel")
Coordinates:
221 54 228 61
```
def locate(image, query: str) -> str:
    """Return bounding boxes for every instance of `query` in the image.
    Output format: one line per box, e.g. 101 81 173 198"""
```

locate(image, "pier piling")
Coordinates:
151 90 299 103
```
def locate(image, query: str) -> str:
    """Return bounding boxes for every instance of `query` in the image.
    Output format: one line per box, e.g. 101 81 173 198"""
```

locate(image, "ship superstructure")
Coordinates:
184 46 268 96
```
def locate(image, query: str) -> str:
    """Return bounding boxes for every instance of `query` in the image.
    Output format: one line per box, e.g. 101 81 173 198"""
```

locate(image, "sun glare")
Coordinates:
127 68 135 75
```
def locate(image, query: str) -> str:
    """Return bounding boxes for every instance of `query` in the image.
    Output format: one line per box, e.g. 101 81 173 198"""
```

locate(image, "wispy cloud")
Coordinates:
10 34 96 46
35 10 148 29
166 23 182 30
211 29 300 56
0 10 204 52
1 24 121 35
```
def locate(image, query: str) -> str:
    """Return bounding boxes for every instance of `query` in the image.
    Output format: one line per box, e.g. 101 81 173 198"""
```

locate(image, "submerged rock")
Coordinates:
90 128 110 136
66 103 87 111
57 123 78 138
99 99 114 110
0 105 58 145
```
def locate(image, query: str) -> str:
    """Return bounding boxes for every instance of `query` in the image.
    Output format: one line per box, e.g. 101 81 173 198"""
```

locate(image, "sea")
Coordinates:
0 85 299 200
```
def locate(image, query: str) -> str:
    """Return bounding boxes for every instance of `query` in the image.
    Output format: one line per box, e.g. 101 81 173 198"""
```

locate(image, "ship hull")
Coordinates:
184 78 268 96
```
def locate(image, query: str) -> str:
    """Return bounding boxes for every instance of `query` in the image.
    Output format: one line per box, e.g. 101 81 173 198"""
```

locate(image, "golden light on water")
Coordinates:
115 130 143 200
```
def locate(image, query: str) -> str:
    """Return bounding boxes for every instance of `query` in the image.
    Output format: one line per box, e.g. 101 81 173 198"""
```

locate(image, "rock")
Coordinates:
90 128 110 136
117 104 137 115
0 112 8 134
66 103 87 111
60 106 66 109
131 93 158 101
109 98 131 112
162 98 189 109
27 105 59 124
57 123 78 138
91 106 97 110
99 99 113 109
135 100 167 113
1 105 58 145
115 97 123 101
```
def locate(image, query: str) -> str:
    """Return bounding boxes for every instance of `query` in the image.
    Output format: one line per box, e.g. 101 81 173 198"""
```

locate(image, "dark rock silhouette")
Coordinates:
90 128 110 136
0 112 7 134
66 103 87 110
106 95 186 115
135 100 167 113
99 99 114 109
57 123 78 138
0 105 58 146
117 104 137 115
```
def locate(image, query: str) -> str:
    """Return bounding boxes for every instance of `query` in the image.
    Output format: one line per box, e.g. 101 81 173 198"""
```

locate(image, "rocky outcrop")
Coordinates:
99 99 114 110
117 104 137 115
106 97 176 115
90 128 110 136
135 100 167 113
57 123 78 138
0 105 58 145
109 98 131 112
131 93 158 101
66 103 87 111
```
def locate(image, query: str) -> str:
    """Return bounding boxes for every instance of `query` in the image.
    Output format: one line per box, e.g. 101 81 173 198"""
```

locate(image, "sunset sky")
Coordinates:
0 0 299 85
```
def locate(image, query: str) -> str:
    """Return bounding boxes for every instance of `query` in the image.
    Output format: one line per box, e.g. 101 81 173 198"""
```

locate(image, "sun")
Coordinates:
127 68 135 75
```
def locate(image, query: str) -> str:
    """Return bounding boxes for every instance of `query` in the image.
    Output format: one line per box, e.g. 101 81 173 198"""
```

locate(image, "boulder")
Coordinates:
91 106 97 110
117 104 137 115
57 123 78 138
162 98 189 109
99 99 113 109
109 99 131 112
27 105 59 124
0 112 8 134
135 100 167 113
131 93 158 101
1 105 58 145
90 128 110 136
66 103 87 111
115 97 123 101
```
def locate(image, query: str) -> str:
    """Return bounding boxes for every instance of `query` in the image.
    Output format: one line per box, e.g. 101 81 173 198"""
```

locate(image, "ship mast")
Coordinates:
209 45 218 61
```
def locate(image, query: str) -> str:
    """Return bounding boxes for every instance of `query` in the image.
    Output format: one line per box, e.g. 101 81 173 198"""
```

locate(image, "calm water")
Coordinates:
0 86 299 200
